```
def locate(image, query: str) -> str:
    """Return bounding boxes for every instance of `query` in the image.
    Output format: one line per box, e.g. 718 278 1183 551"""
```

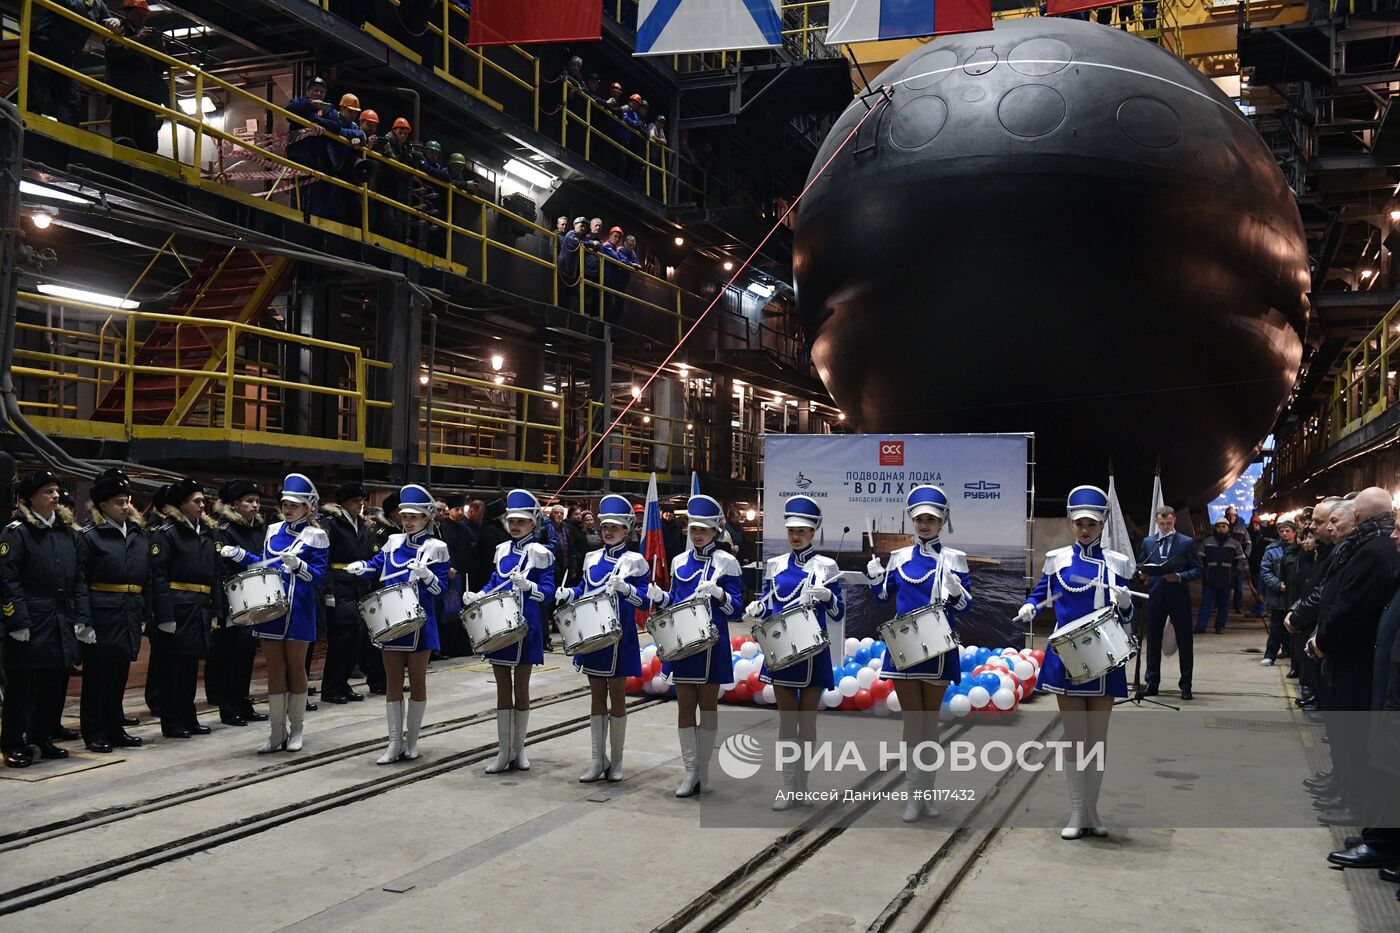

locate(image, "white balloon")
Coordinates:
822 688 842 709
964 644 980 654
867 656 884 670
844 637 861 657
643 644 657 659
967 686 990 708
739 641 759 660
991 687 1016 711
859 636 874 650
838 675 860 697
761 684 775 704
650 675 668 694
1013 659 1034 680
949 693 971 717
855 667 877 689
1001 647 1019 657
886 691 902 713
724 680 737 691
733 660 753 681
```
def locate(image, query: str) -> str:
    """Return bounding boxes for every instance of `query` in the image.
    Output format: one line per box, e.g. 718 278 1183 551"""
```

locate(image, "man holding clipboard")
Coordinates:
1138 506 1203 700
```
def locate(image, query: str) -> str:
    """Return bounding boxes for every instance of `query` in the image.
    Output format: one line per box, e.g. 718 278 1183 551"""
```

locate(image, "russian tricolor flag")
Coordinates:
637 472 669 629
826 0 991 44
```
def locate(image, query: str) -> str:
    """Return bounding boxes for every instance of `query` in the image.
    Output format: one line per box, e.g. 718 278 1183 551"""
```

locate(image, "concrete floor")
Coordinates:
0 617 1391 932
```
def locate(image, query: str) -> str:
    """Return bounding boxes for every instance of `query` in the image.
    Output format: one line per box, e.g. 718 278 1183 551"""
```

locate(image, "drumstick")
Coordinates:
248 538 306 571
1068 575 1149 601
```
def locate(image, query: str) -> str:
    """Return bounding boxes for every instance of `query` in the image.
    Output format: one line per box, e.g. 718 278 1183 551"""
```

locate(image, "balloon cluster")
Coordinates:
624 644 675 697
940 646 1045 720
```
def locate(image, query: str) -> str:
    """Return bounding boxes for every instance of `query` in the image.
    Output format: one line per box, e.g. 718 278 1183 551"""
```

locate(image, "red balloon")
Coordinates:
625 676 641 693
734 684 754 703
648 658 662 678
853 688 874 710
871 679 893 700
839 695 858 711
731 635 745 650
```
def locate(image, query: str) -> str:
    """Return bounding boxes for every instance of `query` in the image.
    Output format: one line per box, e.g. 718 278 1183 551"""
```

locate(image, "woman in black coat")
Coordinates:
77 469 153 752
1 470 89 768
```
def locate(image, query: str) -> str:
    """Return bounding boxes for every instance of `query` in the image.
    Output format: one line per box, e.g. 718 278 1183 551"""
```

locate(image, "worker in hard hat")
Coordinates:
105 0 167 154
286 76 346 223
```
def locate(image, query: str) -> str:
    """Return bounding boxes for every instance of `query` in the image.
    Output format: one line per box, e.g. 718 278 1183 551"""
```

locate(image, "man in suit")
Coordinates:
1138 506 1202 700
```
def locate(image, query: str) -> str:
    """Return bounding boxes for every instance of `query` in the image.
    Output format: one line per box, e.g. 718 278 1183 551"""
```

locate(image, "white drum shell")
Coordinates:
877 602 957 669
754 604 829 670
225 568 289 627
1049 609 1134 684
646 598 718 662
359 583 427 645
556 591 623 656
462 589 528 653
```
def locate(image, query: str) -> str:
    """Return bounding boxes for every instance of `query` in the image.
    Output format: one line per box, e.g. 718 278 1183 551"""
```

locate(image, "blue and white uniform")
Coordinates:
1021 486 1135 698
750 496 843 690
358 528 450 653
566 542 647 679
656 540 741 684
228 502 328 643
481 540 555 668
871 485 970 683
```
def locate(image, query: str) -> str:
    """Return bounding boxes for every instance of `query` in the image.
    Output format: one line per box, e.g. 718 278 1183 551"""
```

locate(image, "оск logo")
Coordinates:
878 440 904 466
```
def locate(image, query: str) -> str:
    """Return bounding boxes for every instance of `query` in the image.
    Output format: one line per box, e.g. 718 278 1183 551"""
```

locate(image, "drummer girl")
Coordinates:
556 494 648 783
1015 485 1135 839
745 495 842 811
218 473 328 755
344 485 451 764
647 494 742 798
866 485 971 823
465 489 555 774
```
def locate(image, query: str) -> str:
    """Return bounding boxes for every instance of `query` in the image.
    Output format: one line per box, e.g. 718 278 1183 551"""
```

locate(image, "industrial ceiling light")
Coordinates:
20 180 88 204
673 236 684 247
490 353 504 371
30 212 51 229
36 283 138 309
722 260 734 272
503 158 555 189
747 281 775 298
630 384 642 399
177 96 217 115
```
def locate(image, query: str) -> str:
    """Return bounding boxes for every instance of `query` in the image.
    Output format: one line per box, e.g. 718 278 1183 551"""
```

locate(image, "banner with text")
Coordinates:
762 434 1032 649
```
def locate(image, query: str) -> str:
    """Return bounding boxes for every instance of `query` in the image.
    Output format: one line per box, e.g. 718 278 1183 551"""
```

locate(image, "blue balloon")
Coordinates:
832 666 844 683
977 672 1001 692
960 654 975 670
844 661 864 678
855 647 871 664
975 647 993 664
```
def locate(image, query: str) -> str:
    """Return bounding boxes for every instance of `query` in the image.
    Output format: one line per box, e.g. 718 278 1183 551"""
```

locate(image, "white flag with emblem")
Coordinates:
634 0 783 56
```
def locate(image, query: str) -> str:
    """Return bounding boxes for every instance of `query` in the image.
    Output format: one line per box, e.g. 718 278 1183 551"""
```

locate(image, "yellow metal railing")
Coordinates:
418 370 565 474
1265 297 1400 491
585 401 699 482
14 0 707 332
14 290 371 451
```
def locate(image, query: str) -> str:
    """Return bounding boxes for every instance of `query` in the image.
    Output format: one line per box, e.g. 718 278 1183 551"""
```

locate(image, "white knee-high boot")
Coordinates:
512 708 530 771
1061 765 1090 839
606 715 627 782
675 727 700 797
1084 763 1107 836
258 693 287 754
485 708 512 774
403 699 426 760
579 714 609 783
285 692 307 752
695 726 716 792
377 701 404 764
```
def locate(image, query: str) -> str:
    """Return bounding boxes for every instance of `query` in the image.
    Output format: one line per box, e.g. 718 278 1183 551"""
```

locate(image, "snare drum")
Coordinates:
646 598 718 662
358 583 427 646
556 591 623 656
1049 608 1135 684
877 601 957 669
753 603 829 670
225 568 289 627
462 589 528 654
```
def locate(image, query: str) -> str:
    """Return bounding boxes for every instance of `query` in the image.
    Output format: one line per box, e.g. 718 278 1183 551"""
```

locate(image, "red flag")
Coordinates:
636 473 668 630
933 0 992 36
1044 0 1103 16
467 0 602 45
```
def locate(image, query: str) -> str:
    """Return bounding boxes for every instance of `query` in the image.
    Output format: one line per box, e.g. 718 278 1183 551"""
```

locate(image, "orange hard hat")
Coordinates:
124 0 149 8
628 93 642 104
392 117 411 131
359 109 379 124
339 93 360 109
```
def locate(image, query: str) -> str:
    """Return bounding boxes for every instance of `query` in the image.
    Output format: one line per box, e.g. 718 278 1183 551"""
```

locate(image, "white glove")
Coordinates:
944 574 965 600
694 578 722 602
8 627 30 642
75 625 97 645
1109 585 1133 610
509 570 536 596
409 565 434 585
866 557 885 580
555 588 574 606
461 590 482 608
745 599 766 619
280 553 303 573
803 584 833 607
345 560 369 576
605 576 635 599
1015 603 1035 624
158 621 176 634
219 545 245 560
646 583 668 605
